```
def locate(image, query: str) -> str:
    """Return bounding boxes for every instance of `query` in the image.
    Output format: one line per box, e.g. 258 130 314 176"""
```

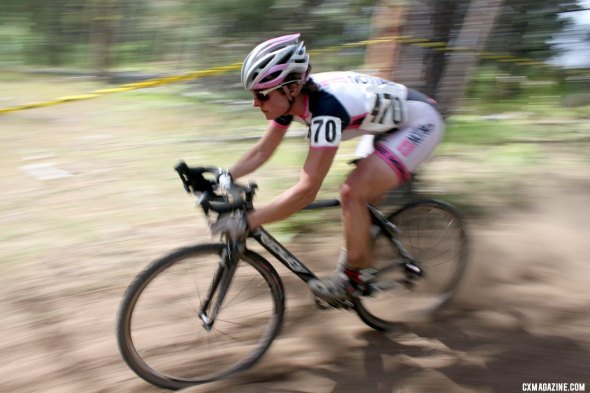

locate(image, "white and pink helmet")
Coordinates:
241 34 310 91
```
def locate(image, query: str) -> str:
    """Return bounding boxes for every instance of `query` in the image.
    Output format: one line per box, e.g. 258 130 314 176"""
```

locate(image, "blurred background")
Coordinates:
1 1 589 392
1 0 589 108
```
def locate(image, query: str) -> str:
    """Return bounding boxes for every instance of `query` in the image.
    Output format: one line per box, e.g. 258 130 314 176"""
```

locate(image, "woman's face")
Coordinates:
251 89 291 120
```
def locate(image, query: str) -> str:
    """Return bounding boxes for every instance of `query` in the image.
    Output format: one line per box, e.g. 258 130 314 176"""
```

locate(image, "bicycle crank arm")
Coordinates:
314 296 354 310
368 280 398 293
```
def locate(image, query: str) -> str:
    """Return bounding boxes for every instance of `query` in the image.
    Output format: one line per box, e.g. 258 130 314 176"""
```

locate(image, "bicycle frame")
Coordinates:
251 199 414 283
201 198 420 327
253 228 319 282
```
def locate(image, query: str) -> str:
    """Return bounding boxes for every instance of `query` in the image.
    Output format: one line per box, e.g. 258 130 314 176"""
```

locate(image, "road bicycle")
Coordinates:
116 161 468 390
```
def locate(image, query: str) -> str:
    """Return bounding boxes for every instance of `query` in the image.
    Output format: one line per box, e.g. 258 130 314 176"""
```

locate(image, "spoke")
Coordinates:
222 290 271 311
215 319 252 328
191 261 204 309
213 327 246 343
410 231 459 261
224 274 256 308
183 263 203 315
214 309 272 329
401 211 461 263
159 261 202 320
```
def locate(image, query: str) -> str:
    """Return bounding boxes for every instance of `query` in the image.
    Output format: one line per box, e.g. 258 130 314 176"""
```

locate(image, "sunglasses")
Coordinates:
252 80 300 102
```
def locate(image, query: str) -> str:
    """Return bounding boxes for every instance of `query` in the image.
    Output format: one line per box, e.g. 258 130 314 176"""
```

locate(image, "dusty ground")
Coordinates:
1 91 589 392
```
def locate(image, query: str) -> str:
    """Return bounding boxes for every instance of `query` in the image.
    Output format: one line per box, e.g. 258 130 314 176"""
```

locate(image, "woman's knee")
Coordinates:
340 180 366 206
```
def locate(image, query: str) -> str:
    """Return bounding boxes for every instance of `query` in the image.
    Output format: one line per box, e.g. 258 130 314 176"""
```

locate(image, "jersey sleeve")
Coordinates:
306 91 350 149
272 114 293 130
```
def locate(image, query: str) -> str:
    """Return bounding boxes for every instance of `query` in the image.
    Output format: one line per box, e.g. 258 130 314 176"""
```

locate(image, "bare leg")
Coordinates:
310 103 444 300
308 155 402 300
340 154 401 269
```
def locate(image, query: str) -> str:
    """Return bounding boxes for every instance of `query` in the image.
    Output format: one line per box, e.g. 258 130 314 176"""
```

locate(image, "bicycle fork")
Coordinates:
198 241 242 331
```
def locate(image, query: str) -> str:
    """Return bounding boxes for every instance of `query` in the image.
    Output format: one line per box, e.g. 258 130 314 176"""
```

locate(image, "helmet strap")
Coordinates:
280 85 297 116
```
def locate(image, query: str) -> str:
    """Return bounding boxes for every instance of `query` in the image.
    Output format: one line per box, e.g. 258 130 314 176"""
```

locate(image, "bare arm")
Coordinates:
229 122 287 179
247 146 338 229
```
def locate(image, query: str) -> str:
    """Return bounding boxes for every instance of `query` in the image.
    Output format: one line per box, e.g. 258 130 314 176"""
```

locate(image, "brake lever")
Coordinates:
174 161 192 193
197 191 211 214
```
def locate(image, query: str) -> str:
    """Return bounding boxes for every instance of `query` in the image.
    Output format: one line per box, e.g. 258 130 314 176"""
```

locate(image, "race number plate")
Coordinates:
308 116 342 148
361 83 408 132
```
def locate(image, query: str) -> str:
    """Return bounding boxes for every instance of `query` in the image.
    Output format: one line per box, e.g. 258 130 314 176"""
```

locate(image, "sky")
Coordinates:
550 0 590 68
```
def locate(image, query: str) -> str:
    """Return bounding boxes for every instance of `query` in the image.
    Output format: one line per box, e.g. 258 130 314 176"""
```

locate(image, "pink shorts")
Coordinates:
355 101 444 183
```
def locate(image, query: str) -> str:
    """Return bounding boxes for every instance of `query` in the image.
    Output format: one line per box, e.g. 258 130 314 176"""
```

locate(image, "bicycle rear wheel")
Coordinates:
355 200 468 331
116 244 285 390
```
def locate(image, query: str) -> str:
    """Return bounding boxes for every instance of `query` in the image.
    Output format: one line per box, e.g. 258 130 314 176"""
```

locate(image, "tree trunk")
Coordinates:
92 0 119 77
389 0 431 89
363 0 406 80
423 0 459 98
436 0 504 117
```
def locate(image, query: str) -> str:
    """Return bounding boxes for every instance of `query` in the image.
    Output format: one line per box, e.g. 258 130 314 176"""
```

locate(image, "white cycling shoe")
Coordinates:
309 266 377 301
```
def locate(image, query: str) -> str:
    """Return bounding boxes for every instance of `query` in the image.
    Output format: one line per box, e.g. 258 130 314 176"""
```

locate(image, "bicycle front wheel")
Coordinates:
355 200 468 331
116 244 285 390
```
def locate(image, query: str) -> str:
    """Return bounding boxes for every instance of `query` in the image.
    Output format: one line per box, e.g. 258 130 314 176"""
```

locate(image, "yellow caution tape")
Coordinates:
0 63 243 115
1 36 586 115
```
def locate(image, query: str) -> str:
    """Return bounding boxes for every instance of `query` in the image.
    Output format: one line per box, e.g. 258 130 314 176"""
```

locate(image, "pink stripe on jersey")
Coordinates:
317 76 350 86
374 144 412 183
348 112 367 129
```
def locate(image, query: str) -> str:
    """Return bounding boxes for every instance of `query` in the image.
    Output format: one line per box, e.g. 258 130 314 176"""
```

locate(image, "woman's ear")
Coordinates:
288 82 302 97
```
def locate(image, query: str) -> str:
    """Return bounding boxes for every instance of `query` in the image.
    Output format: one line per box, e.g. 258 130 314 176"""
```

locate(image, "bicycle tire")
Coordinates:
116 244 285 390
354 199 468 331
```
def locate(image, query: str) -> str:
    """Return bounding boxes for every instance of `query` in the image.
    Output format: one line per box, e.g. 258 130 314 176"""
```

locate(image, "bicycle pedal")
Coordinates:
339 299 355 310
314 296 353 310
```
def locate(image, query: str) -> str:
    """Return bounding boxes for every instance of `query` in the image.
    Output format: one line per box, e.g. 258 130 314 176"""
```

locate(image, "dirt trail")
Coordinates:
1 164 589 393
1 73 589 392
179 171 590 393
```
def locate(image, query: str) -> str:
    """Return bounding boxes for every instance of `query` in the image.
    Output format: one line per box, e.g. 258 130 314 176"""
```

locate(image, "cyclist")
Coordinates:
211 33 444 300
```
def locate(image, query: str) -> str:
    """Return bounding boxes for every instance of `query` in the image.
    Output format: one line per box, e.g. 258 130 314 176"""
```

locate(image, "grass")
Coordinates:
1 72 589 269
